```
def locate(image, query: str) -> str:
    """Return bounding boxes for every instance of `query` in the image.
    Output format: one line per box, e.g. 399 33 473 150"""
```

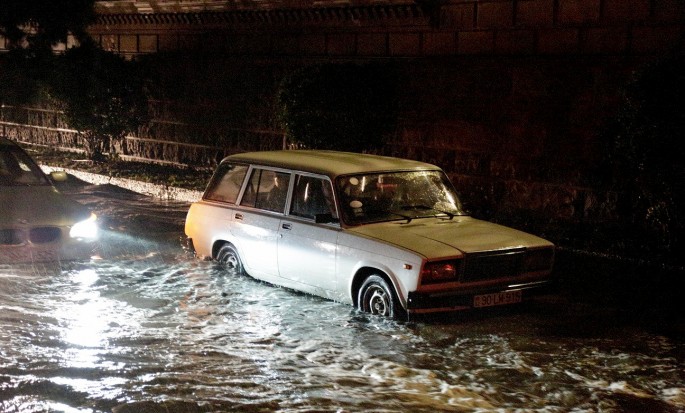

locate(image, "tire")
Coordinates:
358 275 405 319
215 244 244 275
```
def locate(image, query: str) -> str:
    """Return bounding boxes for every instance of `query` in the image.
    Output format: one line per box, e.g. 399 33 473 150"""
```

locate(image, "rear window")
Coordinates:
203 163 248 203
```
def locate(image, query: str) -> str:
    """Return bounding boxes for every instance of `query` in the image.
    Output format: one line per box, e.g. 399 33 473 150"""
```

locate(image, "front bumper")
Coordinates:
406 280 551 314
0 240 98 264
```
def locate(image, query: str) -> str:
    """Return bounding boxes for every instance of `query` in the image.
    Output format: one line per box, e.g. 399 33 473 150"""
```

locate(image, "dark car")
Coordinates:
0 137 98 263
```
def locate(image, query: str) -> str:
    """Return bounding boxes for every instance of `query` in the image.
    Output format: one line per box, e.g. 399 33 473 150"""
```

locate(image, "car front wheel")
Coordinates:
358 275 405 319
216 244 244 275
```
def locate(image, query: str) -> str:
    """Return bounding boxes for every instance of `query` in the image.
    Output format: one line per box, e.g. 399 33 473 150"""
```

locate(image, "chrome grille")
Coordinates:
460 249 525 283
0 229 24 245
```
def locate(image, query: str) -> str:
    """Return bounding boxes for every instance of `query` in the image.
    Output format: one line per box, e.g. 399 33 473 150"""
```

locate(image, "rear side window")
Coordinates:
204 163 248 203
240 168 291 213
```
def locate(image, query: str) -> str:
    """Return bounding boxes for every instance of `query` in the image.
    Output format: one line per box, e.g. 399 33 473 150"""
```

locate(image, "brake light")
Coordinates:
421 261 459 284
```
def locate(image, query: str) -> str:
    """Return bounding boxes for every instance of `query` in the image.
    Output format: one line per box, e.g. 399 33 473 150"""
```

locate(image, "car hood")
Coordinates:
347 216 554 258
0 185 91 227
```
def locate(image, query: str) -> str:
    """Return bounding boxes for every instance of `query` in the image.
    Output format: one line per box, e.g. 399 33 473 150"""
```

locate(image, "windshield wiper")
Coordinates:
399 204 455 220
386 211 415 223
364 209 415 223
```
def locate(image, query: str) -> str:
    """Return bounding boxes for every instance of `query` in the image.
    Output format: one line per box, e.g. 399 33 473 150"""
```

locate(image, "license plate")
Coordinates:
473 290 522 308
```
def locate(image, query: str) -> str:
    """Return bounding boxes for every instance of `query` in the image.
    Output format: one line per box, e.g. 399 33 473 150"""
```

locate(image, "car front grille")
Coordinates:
1 227 62 245
29 227 62 244
461 249 525 283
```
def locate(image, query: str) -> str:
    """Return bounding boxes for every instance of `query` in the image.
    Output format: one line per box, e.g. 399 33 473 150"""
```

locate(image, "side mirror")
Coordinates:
50 170 68 182
315 213 339 224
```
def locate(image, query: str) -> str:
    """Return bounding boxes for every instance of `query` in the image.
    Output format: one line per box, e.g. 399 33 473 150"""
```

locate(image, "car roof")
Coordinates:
223 150 440 179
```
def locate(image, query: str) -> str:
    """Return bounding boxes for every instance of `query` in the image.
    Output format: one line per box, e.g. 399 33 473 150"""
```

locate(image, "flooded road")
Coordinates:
1 179 684 412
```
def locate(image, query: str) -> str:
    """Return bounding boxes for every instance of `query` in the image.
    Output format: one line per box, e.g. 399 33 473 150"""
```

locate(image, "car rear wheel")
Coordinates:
358 275 405 319
216 244 244 275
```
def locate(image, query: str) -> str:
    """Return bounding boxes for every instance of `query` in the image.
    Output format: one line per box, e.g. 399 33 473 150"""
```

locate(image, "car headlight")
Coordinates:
420 260 459 284
69 213 99 240
522 247 555 272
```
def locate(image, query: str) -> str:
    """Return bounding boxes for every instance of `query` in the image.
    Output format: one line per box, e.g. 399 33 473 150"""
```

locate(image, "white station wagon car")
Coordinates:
185 150 554 318
0 138 98 263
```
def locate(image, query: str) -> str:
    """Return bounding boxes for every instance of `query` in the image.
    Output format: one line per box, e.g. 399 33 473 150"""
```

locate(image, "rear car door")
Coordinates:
231 167 291 280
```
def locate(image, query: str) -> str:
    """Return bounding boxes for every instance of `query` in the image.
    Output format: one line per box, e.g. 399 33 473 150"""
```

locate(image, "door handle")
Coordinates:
281 223 292 230
235 213 243 220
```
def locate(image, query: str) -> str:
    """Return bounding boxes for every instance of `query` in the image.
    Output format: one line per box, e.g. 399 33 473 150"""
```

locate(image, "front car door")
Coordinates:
277 174 339 296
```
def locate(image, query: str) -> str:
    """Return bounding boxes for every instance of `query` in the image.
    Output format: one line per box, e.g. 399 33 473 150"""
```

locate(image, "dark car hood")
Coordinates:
0 185 91 227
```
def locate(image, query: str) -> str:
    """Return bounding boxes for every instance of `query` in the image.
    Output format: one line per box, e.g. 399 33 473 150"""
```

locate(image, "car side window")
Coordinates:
204 163 248 203
290 175 338 220
241 168 290 213
0 148 49 186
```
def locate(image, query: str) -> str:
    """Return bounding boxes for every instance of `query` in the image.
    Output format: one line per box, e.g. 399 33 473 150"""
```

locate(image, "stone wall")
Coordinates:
2 0 684 239
83 0 684 59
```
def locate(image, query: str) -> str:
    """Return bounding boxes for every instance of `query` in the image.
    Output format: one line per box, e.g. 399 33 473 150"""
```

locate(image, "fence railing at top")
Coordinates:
0 105 285 168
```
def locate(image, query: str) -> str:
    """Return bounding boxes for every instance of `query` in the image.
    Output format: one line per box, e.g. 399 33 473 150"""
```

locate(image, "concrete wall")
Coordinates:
2 0 684 237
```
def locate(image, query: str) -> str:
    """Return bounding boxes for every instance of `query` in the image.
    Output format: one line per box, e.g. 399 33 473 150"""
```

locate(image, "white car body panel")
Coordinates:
277 219 339 293
230 209 281 280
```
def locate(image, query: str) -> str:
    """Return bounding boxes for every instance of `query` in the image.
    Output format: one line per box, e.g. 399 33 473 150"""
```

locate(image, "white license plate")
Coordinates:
473 290 522 308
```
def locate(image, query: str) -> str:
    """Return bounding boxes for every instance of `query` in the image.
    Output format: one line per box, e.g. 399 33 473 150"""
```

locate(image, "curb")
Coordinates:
41 165 203 203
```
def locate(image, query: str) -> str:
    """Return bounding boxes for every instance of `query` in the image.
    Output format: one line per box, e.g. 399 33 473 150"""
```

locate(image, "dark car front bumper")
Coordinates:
406 280 552 314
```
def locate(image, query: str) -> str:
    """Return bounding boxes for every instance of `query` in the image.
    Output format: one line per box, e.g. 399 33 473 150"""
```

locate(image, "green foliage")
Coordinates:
0 1 95 106
47 41 149 161
276 63 398 152
0 1 141 162
0 0 95 50
0 48 54 106
601 53 685 260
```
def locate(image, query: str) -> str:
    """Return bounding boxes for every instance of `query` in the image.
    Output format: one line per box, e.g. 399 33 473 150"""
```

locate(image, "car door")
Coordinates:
231 167 291 281
277 174 339 294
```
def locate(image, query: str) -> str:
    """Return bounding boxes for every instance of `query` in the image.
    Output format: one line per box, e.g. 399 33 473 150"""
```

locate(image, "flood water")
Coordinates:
1 179 683 412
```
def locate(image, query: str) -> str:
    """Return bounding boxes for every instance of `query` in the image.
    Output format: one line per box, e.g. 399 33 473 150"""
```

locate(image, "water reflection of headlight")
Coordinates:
69 213 99 240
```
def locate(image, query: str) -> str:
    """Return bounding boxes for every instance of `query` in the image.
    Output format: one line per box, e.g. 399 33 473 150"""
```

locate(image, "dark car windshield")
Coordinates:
0 146 50 186
336 170 466 225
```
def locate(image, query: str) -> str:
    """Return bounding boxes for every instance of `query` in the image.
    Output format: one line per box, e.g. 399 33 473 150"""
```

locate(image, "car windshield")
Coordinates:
0 147 50 186
336 170 466 225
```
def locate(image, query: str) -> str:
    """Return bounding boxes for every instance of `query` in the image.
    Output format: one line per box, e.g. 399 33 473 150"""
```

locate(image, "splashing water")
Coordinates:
0 181 683 413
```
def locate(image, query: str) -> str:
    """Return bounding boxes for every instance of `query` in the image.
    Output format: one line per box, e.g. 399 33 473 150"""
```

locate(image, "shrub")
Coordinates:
276 62 398 152
48 40 149 161
601 53 685 263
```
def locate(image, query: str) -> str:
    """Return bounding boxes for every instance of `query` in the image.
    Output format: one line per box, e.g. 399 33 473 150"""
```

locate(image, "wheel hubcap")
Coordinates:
367 288 389 315
219 249 239 271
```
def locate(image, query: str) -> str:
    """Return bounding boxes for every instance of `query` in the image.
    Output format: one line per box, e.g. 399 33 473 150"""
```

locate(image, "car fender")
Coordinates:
346 259 414 309
210 233 241 260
